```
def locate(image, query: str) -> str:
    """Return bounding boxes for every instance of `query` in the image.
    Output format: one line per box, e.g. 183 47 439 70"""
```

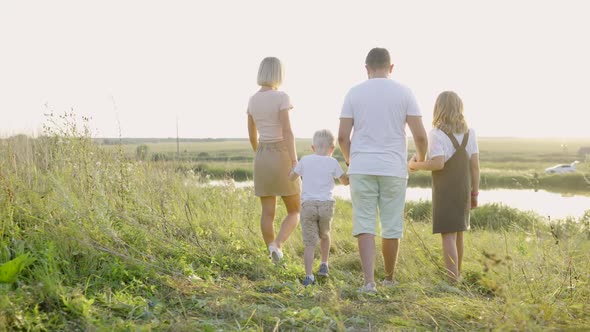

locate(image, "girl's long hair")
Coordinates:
432 91 468 134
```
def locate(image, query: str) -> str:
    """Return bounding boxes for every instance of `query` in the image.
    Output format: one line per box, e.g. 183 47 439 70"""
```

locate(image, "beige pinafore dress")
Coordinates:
432 131 471 234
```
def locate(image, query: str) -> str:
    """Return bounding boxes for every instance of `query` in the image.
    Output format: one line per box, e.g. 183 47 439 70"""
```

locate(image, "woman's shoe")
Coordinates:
268 245 283 263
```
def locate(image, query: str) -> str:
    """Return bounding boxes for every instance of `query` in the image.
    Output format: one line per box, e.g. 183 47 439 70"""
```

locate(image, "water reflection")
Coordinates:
334 186 589 220
208 180 590 220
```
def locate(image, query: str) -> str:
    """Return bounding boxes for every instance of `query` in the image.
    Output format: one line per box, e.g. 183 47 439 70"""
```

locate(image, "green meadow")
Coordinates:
103 136 590 192
0 119 589 330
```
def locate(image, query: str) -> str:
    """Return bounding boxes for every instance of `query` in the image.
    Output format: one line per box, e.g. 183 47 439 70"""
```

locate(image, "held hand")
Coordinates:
471 192 479 209
408 155 419 172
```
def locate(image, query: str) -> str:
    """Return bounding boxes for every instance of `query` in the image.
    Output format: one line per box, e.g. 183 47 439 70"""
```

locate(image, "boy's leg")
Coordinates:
304 246 316 277
350 175 379 287
318 201 335 265
378 176 406 282
301 202 320 276
441 232 459 282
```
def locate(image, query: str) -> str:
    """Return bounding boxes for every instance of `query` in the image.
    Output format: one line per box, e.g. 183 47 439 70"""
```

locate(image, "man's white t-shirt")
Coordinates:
293 155 344 202
428 128 479 162
340 78 421 178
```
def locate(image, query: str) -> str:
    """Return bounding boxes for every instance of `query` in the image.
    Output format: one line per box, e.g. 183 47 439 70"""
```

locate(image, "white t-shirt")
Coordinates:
340 78 421 178
428 128 479 162
293 155 344 202
247 90 293 142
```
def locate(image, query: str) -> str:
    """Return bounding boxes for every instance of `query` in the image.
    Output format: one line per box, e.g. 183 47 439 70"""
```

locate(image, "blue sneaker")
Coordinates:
317 263 329 277
302 275 315 286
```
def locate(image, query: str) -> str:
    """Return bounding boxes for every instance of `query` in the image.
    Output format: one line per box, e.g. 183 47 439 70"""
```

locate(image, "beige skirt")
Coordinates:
254 140 301 197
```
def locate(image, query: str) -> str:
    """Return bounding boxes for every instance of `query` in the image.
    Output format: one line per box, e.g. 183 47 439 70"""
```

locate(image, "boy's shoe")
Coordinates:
317 263 329 277
268 245 283 264
302 275 315 286
357 282 377 294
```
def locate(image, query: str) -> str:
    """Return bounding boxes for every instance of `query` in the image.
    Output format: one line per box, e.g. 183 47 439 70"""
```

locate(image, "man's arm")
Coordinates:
338 118 353 165
406 115 428 161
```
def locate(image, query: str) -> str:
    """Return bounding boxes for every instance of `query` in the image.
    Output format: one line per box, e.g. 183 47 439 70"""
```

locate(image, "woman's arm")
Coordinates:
409 155 444 171
279 110 297 166
247 114 258 152
288 170 300 181
470 153 480 208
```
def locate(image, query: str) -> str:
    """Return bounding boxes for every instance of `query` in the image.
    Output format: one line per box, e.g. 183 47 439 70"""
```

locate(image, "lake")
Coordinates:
208 180 590 220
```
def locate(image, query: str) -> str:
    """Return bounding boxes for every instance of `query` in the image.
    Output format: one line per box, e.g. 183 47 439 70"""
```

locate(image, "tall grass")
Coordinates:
0 116 589 330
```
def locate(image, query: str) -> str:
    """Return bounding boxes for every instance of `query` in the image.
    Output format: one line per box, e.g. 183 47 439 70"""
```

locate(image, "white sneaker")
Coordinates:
358 282 377 294
268 245 283 263
382 279 399 287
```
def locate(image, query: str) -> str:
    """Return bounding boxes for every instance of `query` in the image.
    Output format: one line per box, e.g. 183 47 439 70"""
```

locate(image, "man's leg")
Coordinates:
378 176 406 282
358 234 376 285
350 175 379 287
382 238 399 281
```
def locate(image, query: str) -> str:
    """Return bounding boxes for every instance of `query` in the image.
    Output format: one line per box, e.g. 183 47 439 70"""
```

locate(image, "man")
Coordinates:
338 47 428 292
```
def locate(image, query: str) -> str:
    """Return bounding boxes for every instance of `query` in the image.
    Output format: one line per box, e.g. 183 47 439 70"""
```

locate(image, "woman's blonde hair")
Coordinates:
432 91 468 134
257 57 283 88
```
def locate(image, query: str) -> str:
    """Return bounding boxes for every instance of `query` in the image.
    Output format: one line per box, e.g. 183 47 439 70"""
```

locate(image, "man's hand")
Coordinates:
408 154 419 172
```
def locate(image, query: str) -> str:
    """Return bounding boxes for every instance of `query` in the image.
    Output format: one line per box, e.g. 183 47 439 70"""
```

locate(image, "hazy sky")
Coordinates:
1 1 589 138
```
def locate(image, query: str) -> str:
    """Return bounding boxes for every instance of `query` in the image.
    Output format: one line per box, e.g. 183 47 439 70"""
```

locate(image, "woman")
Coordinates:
247 57 301 263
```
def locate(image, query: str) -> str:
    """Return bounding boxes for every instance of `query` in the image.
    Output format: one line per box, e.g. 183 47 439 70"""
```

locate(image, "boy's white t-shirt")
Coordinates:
428 128 479 162
340 78 421 178
293 155 344 202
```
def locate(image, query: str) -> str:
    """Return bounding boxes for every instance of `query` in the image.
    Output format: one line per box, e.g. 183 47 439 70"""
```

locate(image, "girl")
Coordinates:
409 91 480 282
247 57 301 263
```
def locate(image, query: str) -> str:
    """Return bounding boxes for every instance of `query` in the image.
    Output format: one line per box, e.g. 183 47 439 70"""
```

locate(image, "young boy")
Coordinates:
289 129 349 286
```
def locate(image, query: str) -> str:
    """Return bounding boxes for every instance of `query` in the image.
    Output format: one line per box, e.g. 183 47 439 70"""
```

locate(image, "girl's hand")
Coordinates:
471 192 479 209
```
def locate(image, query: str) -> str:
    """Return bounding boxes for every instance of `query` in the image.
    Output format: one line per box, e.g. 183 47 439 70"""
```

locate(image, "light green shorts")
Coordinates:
349 175 407 239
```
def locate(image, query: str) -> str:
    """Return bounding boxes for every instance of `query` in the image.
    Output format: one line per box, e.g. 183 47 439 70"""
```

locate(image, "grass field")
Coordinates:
1 125 589 330
100 137 590 192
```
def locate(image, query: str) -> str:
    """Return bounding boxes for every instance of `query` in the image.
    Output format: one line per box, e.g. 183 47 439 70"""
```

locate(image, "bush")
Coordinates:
470 203 540 230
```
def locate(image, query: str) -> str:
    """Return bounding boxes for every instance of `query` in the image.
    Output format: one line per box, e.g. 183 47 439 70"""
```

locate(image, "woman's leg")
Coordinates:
441 232 459 282
260 196 277 246
274 194 301 248
456 231 464 279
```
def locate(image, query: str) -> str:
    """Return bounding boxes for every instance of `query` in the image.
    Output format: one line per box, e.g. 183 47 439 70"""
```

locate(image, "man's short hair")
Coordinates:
365 48 391 70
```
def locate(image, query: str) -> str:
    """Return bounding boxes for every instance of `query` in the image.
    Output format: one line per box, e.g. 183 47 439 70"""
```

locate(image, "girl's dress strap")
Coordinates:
443 131 469 150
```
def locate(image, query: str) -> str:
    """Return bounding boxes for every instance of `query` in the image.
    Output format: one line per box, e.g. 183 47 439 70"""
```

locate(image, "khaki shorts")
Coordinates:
349 175 406 239
300 200 335 247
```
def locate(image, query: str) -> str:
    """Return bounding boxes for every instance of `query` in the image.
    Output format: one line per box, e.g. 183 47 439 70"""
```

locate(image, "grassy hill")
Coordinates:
0 126 589 330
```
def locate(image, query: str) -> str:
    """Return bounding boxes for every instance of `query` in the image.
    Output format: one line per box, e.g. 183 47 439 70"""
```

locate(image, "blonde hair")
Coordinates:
312 129 335 155
257 57 283 88
432 91 469 134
